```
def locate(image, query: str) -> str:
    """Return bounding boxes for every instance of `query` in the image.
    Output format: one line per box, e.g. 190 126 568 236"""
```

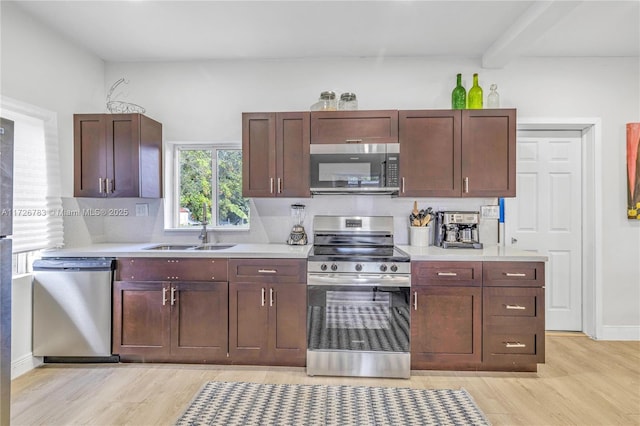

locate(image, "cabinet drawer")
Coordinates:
412 261 482 287
310 110 398 144
229 259 306 283
116 258 228 281
484 332 540 356
483 261 544 287
484 287 543 318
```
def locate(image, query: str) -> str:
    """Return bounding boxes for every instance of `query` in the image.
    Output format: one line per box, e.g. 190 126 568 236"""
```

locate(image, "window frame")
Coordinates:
163 140 249 232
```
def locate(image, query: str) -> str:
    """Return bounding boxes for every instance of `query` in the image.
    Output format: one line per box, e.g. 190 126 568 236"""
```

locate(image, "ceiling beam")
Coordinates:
482 1 582 69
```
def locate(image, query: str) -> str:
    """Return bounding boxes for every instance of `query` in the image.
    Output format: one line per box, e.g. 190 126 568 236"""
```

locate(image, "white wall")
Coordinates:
1 0 638 338
0 1 106 371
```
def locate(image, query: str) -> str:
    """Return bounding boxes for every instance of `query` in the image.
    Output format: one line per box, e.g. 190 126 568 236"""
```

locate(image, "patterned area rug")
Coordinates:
176 381 490 425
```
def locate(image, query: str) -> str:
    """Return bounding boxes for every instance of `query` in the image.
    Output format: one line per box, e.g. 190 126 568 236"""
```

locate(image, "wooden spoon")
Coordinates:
412 201 419 216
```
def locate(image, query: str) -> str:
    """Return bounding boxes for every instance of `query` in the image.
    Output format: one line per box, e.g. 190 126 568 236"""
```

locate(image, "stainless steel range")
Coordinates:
306 215 411 379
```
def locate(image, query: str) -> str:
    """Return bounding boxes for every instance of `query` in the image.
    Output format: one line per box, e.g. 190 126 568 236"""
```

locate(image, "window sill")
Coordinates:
164 227 250 233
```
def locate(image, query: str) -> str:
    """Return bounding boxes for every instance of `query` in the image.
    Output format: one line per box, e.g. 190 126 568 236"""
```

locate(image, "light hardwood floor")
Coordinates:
10 333 640 425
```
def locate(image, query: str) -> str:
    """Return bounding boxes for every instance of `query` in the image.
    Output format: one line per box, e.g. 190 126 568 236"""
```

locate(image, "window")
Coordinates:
1 96 64 273
165 142 249 230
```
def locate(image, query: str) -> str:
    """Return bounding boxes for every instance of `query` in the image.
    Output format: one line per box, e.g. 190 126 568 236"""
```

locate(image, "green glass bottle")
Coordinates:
451 73 466 109
468 73 483 109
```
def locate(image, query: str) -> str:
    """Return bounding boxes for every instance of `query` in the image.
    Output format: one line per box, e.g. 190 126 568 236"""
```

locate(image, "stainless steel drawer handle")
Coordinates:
277 178 282 194
170 287 176 306
413 291 418 310
504 273 526 277
99 177 104 194
270 288 274 306
258 269 277 274
438 272 458 276
505 304 526 310
401 177 406 194
162 287 168 306
270 178 274 194
345 139 363 143
261 288 266 306
505 342 526 348
464 177 469 193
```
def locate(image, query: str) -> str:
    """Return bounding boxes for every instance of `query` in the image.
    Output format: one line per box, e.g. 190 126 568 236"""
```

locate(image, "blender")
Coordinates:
287 204 308 245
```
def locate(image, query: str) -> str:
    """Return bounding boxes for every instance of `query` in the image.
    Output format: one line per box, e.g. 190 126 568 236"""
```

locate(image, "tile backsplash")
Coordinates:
62 196 499 248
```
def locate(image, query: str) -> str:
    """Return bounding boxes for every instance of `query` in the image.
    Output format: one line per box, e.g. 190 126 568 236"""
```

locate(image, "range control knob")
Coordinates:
380 264 388 272
331 263 338 272
355 264 363 272
320 264 328 271
390 264 398 272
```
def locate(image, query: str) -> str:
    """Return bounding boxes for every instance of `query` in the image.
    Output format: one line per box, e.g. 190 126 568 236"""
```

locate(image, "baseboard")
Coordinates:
11 353 43 379
597 325 640 341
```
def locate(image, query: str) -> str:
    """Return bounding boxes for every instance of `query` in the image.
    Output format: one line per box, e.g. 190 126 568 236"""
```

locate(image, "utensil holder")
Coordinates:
410 225 432 247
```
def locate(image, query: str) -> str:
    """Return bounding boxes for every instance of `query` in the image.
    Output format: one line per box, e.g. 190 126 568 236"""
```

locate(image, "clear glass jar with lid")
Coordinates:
310 91 337 111
338 92 358 110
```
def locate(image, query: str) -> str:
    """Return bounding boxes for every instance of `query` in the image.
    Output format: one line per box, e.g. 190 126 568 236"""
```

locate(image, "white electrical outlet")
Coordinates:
481 205 500 220
135 203 149 217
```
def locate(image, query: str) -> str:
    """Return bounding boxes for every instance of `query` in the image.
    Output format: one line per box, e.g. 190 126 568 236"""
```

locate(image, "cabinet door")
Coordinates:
269 283 306 366
461 109 516 197
74 114 107 197
276 112 310 197
411 286 482 369
107 114 140 197
242 113 276 197
112 281 170 361
228 282 268 362
399 110 461 197
170 282 228 362
310 110 399 144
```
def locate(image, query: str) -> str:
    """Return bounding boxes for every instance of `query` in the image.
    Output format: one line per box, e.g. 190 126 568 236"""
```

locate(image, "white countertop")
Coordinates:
397 244 548 262
43 242 546 262
42 243 313 259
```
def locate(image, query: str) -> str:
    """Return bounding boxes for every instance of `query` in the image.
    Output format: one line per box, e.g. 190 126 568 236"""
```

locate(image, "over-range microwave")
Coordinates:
310 143 400 195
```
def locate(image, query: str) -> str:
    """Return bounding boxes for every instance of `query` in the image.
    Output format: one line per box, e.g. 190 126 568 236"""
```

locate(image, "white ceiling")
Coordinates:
9 0 640 67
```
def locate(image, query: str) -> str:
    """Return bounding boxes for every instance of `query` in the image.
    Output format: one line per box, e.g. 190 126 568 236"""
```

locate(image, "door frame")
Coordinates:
517 118 601 339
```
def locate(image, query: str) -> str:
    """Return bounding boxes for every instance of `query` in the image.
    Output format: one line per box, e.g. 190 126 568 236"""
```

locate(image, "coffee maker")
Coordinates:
434 211 483 249
287 204 308 245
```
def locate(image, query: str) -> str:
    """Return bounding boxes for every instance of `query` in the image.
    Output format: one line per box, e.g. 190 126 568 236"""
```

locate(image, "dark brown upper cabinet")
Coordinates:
74 113 162 198
310 110 399 144
399 109 516 197
242 112 310 198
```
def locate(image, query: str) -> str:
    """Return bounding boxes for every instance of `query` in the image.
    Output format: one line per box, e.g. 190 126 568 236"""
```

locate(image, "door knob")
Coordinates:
511 237 518 244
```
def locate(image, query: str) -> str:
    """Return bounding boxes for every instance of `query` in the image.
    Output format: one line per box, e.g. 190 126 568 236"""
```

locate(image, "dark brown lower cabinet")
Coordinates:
410 260 545 372
113 280 228 363
482 261 545 371
229 282 306 366
411 286 482 369
228 258 307 366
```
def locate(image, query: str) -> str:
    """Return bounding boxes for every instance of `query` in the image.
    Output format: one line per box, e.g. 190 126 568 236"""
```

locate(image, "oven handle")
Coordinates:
307 273 411 287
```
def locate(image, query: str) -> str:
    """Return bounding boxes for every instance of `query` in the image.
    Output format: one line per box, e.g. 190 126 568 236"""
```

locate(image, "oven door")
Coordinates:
307 273 410 353
309 143 399 193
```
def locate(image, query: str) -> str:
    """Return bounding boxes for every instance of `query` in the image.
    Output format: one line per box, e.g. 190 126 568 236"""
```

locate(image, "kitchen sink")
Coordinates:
191 244 236 251
144 244 198 250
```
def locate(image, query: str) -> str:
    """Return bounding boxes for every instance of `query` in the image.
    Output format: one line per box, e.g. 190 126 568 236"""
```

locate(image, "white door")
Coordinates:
505 130 583 331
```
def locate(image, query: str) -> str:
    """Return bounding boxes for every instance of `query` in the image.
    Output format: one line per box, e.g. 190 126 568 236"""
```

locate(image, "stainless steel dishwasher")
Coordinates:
33 257 117 361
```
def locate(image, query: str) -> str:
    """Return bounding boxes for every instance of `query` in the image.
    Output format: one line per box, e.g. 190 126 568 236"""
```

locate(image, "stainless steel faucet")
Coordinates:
198 204 209 245
198 221 208 245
